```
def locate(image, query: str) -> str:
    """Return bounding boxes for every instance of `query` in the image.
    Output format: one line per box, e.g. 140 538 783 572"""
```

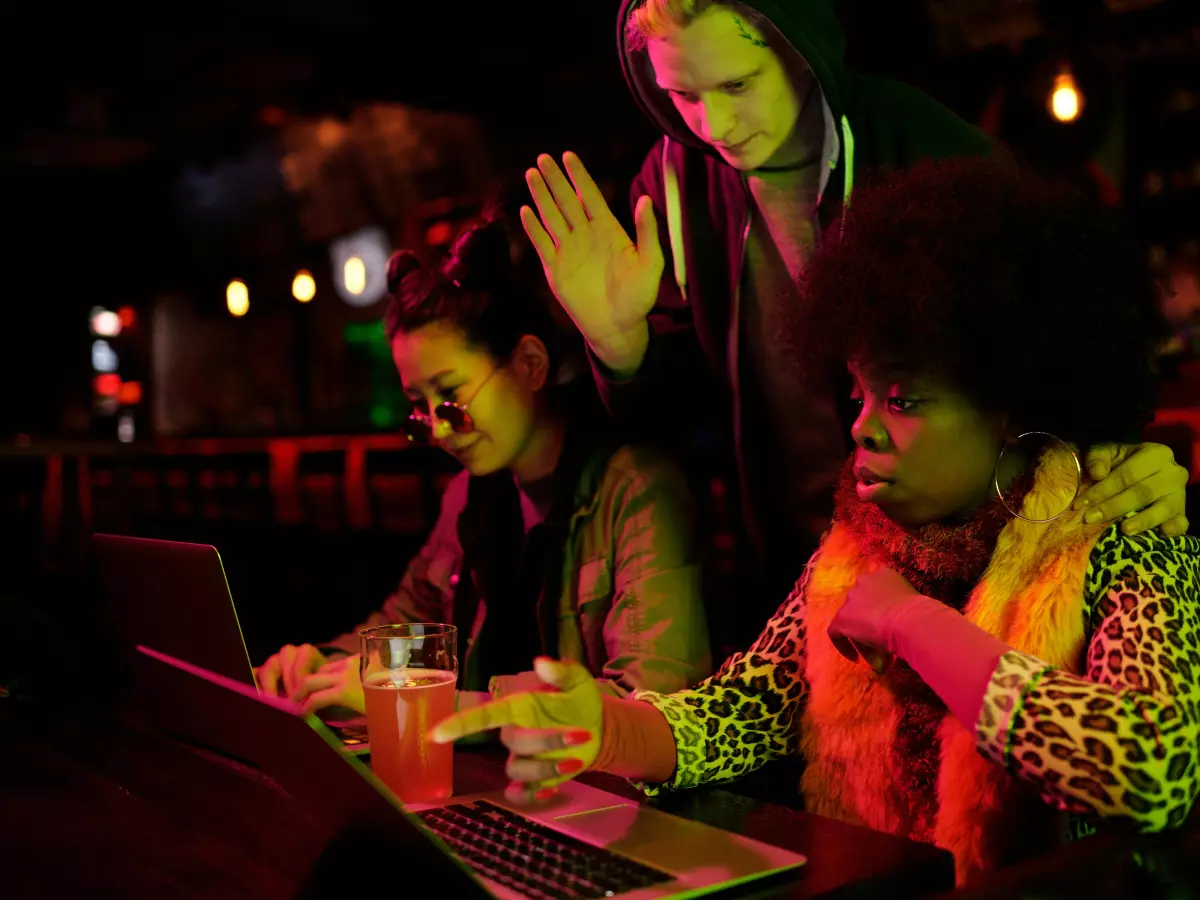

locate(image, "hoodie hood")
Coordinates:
617 0 850 156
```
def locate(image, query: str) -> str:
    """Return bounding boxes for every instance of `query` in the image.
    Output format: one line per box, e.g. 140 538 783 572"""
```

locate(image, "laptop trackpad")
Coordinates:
552 804 803 880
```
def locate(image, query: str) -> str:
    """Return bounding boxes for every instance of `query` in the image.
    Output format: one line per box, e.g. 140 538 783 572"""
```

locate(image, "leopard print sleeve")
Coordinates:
629 584 810 794
976 526 1200 831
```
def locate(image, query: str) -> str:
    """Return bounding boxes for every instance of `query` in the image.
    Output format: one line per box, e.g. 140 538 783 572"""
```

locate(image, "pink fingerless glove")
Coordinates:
886 597 1013 732
592 695 679 784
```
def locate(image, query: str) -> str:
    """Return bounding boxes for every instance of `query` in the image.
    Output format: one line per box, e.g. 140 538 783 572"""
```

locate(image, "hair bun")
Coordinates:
444 216 513 292
386 250 423 293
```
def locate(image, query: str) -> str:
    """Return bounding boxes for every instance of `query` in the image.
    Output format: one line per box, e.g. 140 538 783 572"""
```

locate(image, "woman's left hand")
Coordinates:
1077 443 1189 537
829 568 926 674
290 654 365 715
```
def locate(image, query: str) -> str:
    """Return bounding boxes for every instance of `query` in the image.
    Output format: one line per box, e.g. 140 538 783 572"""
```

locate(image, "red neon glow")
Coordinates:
425 221 454 247
118 306 137 329
118 380 143 405
94 374 121 396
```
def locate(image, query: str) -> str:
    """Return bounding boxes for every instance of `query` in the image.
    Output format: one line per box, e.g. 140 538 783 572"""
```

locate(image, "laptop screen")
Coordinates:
95 534 256 686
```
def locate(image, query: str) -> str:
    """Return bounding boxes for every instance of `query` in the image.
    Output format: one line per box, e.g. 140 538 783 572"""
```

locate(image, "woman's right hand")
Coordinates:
520 152 662 377
430 657 603 803
254 643 328 698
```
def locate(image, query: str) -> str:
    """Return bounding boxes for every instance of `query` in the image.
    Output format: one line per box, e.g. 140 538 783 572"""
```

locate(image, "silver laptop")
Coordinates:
134 644 807 900
94 533 369 754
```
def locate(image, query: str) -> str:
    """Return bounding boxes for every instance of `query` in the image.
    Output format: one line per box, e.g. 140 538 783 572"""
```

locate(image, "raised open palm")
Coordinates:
520 152 663 370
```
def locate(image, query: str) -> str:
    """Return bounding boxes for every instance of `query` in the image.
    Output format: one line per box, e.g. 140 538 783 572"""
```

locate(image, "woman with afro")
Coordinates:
434 157 1200 886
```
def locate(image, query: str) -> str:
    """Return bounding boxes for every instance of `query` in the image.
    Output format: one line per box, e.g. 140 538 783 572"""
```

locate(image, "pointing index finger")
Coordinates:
431 695 524 744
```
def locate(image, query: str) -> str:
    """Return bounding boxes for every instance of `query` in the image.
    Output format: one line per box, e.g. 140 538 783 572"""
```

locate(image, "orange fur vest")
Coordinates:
799 450 1107 885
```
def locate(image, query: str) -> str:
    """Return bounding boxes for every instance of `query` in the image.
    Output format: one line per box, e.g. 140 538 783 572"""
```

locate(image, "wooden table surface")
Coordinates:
2 701 954 899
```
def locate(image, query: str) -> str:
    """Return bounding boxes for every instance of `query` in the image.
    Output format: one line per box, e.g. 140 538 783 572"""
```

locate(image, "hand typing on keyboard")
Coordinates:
430 657 602 803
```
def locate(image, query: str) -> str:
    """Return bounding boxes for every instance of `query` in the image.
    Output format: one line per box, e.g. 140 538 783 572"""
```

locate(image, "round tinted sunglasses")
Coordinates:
403 365 503 444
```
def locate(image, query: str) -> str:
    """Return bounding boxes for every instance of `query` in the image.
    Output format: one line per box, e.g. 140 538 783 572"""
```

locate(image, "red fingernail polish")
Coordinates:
562 729 592 747
556 758 584 775
535 788 557 801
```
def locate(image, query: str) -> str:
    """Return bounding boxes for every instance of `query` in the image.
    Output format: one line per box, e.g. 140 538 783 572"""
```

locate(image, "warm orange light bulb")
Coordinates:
292 270 316 303
227 279 250 317
344 256 367 296
1050 68 1082 123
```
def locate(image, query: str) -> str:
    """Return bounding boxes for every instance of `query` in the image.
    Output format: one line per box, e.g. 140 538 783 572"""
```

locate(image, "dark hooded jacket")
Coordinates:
592 0 995 631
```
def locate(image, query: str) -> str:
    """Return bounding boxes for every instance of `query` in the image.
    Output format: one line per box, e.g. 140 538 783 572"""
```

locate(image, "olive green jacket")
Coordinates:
326 445 712 695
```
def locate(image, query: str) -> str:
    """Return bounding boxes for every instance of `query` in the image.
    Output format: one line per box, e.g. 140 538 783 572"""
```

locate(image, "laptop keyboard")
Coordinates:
418 799 674 899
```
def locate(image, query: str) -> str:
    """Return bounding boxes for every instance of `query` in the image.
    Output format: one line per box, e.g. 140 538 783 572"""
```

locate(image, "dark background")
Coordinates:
6 0 1197 439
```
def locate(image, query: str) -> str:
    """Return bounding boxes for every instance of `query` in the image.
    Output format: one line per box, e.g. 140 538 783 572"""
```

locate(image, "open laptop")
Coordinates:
134 644 807 900
93 533 369 754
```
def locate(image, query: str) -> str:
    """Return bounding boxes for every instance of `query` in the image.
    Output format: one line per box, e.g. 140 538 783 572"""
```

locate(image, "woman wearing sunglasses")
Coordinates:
256 214 712 714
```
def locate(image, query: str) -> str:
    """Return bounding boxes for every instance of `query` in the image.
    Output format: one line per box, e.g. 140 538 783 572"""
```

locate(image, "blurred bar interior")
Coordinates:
6 3 1198 645
5 3 1199 685
6 0 1200 701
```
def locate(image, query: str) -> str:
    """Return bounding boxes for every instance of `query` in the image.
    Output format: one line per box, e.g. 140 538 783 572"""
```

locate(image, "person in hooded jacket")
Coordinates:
519 0 1189 645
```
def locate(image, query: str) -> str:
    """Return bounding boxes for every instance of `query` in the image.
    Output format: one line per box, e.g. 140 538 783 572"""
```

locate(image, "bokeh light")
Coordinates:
90 307 122 337
292 270 316 303
226 279 250 317
118 380 143 405
1050 69 1082 123
344 256 367 296
91 340 119 373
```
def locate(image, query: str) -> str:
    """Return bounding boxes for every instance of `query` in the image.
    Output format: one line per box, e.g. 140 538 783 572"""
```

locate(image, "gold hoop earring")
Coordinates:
993 431 1081 523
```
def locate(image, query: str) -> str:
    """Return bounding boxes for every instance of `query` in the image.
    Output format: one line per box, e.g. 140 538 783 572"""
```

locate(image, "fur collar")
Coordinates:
800 449 1105 885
